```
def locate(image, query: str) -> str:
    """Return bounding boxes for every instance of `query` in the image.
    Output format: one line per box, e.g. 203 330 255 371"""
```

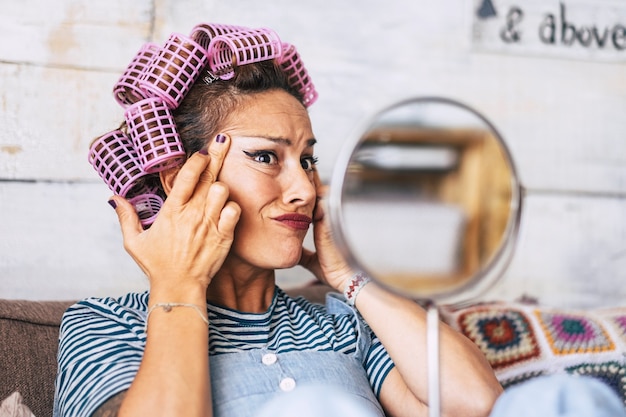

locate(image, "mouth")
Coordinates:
273 213 313 231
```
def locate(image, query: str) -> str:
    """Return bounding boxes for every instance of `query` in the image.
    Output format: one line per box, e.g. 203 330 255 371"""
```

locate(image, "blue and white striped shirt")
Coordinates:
53 287 394 417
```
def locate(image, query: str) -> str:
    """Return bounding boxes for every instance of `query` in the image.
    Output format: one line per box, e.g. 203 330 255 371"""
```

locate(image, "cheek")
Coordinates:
219 158 253 201
219 165 276 219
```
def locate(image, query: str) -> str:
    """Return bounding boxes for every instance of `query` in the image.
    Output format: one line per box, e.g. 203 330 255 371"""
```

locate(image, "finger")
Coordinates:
298 248 325 281
313 170 323 190
313 173 327 222
166 150 211 206
108 196 143 242
313 189 327 223
195 133 231 197
217 201 241 236
207 133 230 184
205 182 231 221
298 247 316 269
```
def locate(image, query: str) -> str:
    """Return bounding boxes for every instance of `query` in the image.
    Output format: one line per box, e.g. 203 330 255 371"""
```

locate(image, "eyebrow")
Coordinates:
239 136 317 148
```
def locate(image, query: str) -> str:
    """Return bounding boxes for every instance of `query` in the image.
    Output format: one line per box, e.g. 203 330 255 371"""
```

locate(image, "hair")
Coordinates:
88 24 317 227
127 59 306 199
174 59 305 156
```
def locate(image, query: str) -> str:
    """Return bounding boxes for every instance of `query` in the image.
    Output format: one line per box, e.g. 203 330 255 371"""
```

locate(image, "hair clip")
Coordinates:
88 130 148 197
278 43 318 107
208 28 283 80
124 97 185 173
202 70 219 85
139 33 208 109
113 43 161 108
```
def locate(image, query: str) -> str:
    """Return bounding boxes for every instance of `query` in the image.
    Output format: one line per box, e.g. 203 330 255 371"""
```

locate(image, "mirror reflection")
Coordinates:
330 97 522 303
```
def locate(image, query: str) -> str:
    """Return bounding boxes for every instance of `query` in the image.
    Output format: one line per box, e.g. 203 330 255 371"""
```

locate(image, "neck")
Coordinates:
206 258 276 313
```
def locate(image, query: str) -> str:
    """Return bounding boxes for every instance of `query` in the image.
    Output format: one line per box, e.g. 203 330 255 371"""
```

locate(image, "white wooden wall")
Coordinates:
1 0 624 308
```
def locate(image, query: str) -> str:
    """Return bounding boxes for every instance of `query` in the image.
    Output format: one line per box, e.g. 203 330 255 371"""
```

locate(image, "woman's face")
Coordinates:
218 89 317 270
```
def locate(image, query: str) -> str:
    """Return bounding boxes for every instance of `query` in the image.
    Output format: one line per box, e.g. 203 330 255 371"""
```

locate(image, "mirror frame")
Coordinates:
328 96 524 305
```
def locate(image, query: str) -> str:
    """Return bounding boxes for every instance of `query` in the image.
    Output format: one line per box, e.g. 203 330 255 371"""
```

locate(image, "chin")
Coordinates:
267 246 303 270
234 235 305 270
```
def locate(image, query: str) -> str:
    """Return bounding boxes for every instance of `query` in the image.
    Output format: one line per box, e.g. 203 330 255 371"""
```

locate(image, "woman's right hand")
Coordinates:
108 134 241 298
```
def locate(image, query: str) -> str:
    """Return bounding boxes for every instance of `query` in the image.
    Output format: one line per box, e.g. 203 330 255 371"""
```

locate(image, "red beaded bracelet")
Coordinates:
343 272 372 306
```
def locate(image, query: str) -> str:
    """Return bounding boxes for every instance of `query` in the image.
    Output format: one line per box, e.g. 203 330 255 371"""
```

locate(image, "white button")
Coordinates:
262 353 277 365
279 377 296 392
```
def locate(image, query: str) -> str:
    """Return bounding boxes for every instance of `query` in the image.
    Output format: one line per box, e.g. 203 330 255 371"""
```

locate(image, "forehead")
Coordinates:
224 90 314 139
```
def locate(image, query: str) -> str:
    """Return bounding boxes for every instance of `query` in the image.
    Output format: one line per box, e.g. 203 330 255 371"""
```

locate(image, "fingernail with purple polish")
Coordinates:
216 133 226 143
108 199 117 209
199 147 209 155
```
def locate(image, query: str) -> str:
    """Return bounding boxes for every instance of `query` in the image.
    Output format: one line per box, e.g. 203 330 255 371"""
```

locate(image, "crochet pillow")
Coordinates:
440 302 626 405
0 392 35 417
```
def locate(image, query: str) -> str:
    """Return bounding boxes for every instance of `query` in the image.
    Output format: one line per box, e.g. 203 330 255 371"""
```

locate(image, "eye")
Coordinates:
301 155 319 172
243 150 278 165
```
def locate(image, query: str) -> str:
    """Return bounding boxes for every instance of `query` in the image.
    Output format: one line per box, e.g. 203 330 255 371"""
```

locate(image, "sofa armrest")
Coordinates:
0 299 75 417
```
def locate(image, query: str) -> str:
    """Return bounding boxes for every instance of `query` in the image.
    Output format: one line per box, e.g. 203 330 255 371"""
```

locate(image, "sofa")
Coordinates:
0 298 73 417
1 284 625 416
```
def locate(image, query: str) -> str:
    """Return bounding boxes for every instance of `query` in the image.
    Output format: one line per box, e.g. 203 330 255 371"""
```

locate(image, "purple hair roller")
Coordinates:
140 33 208 109
278 43 318 107
113 43 161 108
208 28 283 80
128 190 163 227
190 23 249 52
125 97 186 173
88 129 147 197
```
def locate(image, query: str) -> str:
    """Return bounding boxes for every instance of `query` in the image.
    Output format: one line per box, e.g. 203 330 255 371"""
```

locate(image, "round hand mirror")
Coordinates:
329 97 522 305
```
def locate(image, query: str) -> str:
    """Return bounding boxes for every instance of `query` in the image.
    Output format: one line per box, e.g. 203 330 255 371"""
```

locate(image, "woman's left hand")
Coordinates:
298 173 353 292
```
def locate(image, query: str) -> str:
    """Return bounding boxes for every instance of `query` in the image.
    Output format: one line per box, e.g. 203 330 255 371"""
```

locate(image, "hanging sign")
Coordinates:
472 0 626 62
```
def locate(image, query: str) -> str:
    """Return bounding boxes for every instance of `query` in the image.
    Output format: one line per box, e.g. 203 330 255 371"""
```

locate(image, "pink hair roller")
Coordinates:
125 97 185 173
128 191 163 227
88 129 147 197
278 43 318 107
190 23 249 52
208 28 283 80
113 43 161 108
140 33 208 109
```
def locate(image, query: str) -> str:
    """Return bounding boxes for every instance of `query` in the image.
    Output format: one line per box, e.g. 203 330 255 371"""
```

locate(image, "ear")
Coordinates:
159 165 182 196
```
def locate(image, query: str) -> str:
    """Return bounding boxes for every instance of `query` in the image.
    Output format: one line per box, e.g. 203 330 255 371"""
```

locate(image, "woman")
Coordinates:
53 23 502 417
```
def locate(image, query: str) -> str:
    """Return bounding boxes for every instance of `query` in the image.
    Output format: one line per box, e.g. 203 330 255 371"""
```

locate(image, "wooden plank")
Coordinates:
0 0 153 70
1 0 624 196
1 182 624 308
481 191 626 308
0 0 624 310
0 180 314 300
472 0 626 62
0 182 148 300
0 63 122 181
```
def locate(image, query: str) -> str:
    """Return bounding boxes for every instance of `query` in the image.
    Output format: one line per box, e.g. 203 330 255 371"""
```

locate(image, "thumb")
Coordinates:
299 247 324 281
108 196 143 239
299 247 316 270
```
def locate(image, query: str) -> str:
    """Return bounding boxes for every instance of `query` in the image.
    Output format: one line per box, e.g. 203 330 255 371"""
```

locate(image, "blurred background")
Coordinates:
1 0 624 307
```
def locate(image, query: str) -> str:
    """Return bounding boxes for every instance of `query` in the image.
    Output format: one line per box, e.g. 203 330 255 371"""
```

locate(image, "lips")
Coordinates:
273 213 312 230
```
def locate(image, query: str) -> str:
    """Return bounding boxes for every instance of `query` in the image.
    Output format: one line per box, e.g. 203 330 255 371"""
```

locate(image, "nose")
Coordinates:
281 164 316 208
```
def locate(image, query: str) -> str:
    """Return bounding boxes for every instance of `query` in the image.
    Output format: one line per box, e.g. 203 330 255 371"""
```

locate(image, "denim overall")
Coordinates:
208 294 386 417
